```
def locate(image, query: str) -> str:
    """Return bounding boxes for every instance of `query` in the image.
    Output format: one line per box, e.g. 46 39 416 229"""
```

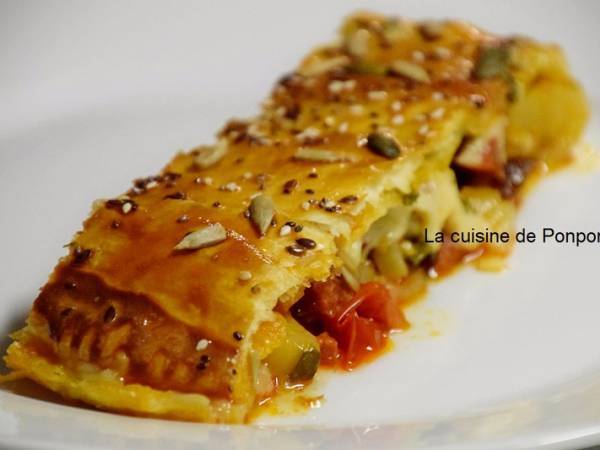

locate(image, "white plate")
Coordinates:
1 1 600 449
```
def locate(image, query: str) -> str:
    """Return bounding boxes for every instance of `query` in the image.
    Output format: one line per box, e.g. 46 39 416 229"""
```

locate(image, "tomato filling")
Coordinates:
291 278 408 369
431 238 473 277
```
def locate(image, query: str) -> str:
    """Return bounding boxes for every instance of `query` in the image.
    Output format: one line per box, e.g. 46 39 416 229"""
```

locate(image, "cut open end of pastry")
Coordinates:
3 12 589 423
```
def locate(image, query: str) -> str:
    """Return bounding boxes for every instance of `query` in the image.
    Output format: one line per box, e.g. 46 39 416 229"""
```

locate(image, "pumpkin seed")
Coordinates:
294 147 357 163
473 45 510 79
174 223 227 251
249 194 275 236
299 55 350 77
473 45 517 101
349 60 388 75
390 59 430 83
194 140 228 169
366 132 401 159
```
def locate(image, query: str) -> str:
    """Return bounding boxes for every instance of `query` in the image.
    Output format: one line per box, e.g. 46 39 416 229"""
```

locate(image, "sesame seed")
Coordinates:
239 270 252 281
432 91 444 101
418 124 430 136
301 201 311 211
412 50 425 62
321 199 336 209
145 181 158 189
195 176 213 185
460 58 473 70
356 136 368 147
338 122 349 133
305 188 315 194
196 339 210 351
434 46 451 59
286 244 306 257
349 104 364 116
177 214 190 223
315 243 324 251
197 354 211 370
103 306 116 323
339 195 358 204
242 171 253 180
295 127 321 142
329 79 357 93
279 225 292 236
324 116 336 127
328 80 345 94
367 90 387 101
220 182 241 192
469 94 486 107
283 179 298 194
294 224 303 232
392 114 405 125
121 202 133 214
296 237 317 249
233 331 244 341
391 101 403 112
251 285 261 294
431 107 445 119
308 168 318 178
163 191 187 200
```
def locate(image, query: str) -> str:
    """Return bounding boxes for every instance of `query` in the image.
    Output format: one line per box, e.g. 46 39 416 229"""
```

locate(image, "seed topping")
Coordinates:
294 148 357 163
286 244 306 257
72 247 92 265
339 195 358 204
365 132 401 159
296 238 316 249
194 140 228 169
249 194 275 236
174 223 227 251
196 339 210 351
279 224 292 236
219 182 241 192
283 179 299 194
233 331 244 341
238 271 253 281
197 354 211 370
390 59 430 83
103 306 116 323
163 191 187 200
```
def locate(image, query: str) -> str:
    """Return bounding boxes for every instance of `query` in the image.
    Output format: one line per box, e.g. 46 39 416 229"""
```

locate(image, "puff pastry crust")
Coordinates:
4 12 588 422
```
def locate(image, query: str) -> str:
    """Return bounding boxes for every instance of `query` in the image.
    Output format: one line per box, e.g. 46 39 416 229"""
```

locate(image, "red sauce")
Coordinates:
291 278 408 370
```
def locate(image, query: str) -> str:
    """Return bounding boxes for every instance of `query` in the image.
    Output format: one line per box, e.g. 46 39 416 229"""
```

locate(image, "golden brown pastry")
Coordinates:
3 12 588 423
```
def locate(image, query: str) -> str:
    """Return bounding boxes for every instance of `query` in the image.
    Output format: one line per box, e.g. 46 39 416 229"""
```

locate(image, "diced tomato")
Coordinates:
475 138 505 178
432 237 488 277
355 282 408 329
292 278 408 369
317 332 341 365
432 238 466 277
335 314 385 368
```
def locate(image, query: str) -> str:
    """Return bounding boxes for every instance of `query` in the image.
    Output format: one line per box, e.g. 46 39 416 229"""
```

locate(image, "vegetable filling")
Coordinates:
292 278 408 369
